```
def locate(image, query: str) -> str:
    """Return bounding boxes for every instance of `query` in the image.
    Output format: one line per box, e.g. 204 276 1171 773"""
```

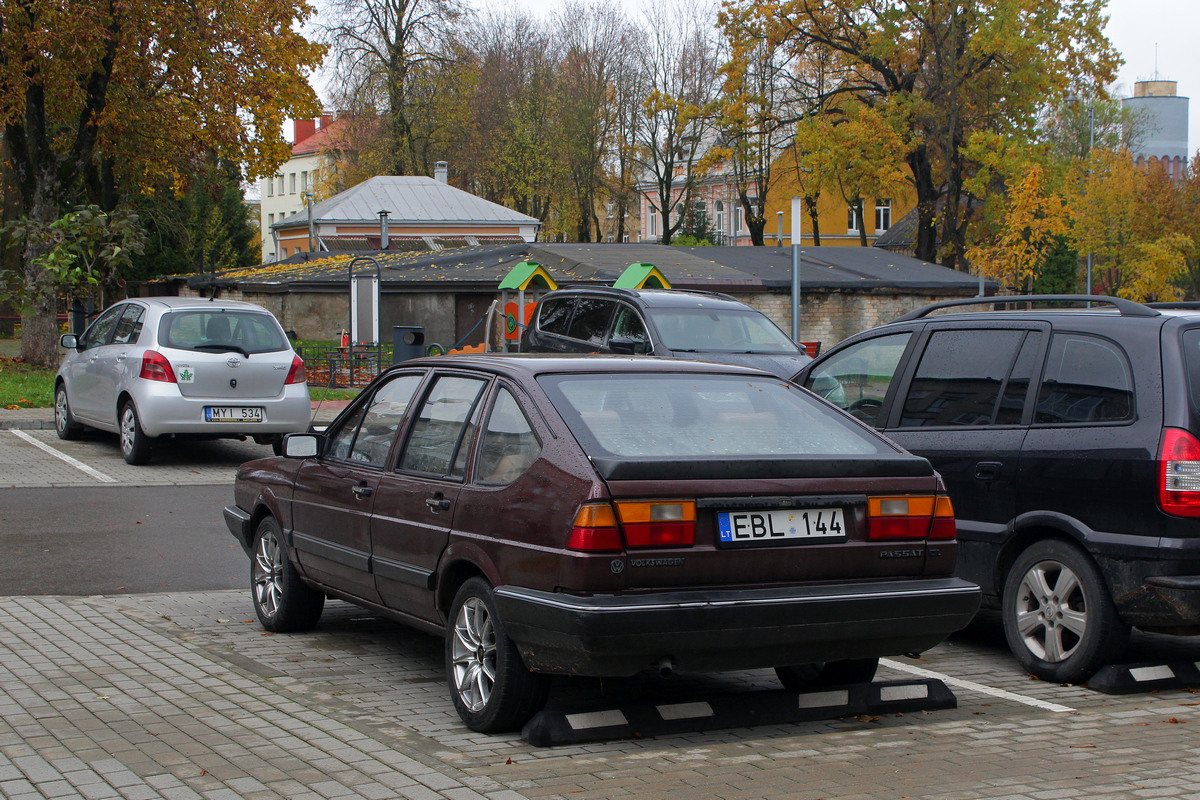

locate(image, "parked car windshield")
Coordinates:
158 311 289 354
539 372 883 459
644 307 800 354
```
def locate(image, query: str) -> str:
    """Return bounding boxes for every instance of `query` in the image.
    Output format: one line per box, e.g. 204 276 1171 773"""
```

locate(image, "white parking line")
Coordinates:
880 658 1075 713
8 430 118 483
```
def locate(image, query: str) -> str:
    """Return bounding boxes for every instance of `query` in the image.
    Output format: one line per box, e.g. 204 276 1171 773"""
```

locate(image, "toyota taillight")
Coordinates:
139 350 177 383
1159 428 1200 517
867 495 956 540
285 354 307 385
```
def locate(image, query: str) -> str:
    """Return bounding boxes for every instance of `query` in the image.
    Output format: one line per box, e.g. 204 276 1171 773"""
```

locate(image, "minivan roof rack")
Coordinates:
894 294 1161 322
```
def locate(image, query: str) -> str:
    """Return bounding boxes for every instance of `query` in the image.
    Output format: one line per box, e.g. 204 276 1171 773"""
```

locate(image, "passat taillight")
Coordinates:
139 350 177 383
567 504 623 552
1158 428 1200 517
615 500 696 548
867 495 956 540
567 500 697 551
285 354 307 385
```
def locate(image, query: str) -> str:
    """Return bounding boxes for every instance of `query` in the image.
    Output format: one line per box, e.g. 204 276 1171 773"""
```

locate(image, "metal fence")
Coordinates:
296 344 393 388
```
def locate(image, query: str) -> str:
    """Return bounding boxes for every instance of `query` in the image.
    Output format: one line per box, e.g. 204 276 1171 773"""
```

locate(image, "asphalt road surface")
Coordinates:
0 484 248 595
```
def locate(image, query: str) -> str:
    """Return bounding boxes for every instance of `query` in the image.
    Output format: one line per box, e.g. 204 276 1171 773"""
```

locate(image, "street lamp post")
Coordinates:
791 196 802 341
1085 103 1094 297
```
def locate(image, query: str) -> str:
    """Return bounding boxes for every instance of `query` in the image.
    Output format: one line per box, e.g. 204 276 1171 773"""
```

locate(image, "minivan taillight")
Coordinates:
1159 428 1200 517
139 350 177 383
867 495 956 540
285 354 307 385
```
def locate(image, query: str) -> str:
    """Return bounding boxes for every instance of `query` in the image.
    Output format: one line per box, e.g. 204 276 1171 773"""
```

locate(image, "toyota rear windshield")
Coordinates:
158 311 288 354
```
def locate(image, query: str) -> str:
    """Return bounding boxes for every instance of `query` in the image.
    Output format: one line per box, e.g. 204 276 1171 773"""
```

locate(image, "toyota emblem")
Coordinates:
226 356 241 368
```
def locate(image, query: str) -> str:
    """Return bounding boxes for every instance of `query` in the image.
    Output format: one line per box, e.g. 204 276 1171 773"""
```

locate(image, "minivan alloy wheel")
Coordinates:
1012 560 1088 663
1002 539 1129 683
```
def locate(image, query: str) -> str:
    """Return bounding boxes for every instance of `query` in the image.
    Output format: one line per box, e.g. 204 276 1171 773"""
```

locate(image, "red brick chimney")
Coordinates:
293 118 317 144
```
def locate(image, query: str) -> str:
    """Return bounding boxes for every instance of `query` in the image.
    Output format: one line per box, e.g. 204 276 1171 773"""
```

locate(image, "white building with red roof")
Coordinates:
258 114 342 262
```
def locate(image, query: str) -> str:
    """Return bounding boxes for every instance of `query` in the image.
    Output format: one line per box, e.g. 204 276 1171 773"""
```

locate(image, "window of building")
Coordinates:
847 205 860 233
301 171 308 192
734 206 743 235
268 213 274 226
606 201 615 219
266 179 273 198
875 199 891 232
289 173 296 194
715 200 725 235
276 176 284 195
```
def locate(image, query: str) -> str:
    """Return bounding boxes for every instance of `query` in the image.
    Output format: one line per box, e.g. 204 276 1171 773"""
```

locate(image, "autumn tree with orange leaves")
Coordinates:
722 0 1120 268
1 0 324 366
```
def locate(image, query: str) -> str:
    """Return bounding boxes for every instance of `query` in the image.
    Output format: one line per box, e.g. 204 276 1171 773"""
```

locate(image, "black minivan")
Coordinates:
795 295 1200 683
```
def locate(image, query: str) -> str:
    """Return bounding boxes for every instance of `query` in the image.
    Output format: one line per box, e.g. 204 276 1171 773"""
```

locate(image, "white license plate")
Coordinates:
205 406 263 423
717 507 846 547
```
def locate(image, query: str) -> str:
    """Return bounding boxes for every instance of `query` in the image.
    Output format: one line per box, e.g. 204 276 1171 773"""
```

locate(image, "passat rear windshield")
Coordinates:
159 311 288 354
538 373 885 459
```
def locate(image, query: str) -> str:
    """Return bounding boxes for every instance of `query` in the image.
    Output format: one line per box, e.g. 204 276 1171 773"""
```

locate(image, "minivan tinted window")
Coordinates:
1034 334 1133 424
900 329 1025 427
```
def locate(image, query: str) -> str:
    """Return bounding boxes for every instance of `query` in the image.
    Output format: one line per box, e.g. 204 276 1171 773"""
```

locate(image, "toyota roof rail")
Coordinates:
893 294 1161 322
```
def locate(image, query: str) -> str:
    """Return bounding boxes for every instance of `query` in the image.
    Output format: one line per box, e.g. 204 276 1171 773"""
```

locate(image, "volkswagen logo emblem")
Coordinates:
609 559 625 575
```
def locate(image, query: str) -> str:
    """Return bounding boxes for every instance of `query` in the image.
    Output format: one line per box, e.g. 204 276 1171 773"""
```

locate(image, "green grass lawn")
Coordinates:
0 353 55 409
0 339 356 409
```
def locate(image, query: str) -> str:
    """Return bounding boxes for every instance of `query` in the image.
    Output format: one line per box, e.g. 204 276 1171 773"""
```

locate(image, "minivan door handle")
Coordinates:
352 484 374 499
974 461 1002 481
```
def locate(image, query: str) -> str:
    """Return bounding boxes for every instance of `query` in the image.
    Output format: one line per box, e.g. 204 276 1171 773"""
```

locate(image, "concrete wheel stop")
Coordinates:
521 678 956 747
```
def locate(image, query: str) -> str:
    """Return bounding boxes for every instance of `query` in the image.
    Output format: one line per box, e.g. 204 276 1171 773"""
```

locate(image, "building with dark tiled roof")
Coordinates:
164 243 991 354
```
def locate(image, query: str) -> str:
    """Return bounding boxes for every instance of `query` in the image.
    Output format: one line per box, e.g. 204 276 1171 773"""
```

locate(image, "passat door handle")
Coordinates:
974 461 1002 481
425 495 452 511
352 484 374 499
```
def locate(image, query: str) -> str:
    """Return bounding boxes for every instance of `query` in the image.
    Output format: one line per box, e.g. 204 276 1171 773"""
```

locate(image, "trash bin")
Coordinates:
392 326 426 363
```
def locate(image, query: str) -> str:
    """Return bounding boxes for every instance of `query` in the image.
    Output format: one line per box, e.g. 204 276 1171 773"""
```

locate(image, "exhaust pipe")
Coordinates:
658 657 676 678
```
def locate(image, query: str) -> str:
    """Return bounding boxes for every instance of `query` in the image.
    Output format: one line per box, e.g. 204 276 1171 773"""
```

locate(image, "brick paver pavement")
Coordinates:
3 589 1200 800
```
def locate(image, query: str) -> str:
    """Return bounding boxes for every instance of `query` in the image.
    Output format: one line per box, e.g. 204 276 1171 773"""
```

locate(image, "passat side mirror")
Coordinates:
282 433 323 458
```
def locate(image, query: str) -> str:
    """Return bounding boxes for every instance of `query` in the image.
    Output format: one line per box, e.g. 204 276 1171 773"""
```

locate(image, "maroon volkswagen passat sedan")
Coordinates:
224 355 980 732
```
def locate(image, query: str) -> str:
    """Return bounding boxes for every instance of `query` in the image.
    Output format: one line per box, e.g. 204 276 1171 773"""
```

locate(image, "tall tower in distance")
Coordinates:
1123 78 1190 180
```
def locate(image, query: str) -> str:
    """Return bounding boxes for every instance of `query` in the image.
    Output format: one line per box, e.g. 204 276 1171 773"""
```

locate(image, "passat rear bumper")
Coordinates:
493 577 981 677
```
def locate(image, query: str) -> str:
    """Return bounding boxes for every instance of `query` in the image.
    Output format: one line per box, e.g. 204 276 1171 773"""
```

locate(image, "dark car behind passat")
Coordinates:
225 355 979 733
796 295 1200 684
520 286 811 377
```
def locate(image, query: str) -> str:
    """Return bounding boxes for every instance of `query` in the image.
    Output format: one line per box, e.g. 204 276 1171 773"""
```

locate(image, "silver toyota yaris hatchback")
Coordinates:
55 297 311 464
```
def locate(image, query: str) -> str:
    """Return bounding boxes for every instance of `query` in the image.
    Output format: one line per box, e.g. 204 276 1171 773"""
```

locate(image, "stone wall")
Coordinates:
735 289 976 353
